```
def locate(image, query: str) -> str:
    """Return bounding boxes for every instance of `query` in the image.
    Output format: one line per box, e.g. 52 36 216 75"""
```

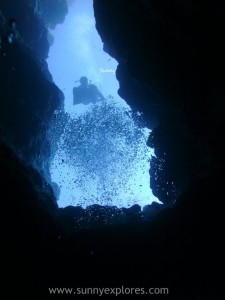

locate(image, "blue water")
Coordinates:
47 0 160 208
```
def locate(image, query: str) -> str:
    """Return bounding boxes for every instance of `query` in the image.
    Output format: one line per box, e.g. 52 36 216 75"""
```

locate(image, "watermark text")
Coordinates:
49 286 169 296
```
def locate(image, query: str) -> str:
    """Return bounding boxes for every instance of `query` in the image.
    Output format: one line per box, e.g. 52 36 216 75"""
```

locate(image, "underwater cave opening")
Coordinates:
46 0 161 210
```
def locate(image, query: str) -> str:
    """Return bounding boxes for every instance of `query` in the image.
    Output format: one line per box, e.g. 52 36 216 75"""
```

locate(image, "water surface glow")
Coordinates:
47 0 160 208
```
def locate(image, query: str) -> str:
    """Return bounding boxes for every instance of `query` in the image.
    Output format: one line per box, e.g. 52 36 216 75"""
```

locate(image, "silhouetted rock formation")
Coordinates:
28 0 68 30
0 0 64 176
94 0 225 204
1 140 223 297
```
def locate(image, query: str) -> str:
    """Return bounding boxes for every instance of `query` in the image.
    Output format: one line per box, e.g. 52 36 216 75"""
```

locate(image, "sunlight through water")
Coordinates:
47 0 160 208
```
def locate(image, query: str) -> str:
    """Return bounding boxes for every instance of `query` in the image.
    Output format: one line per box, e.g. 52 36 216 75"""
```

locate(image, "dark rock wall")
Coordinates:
1 140 223 297
94 0 225 204
0 0 65 176
27 0 68 30
1 141 59 294
1 0 49 59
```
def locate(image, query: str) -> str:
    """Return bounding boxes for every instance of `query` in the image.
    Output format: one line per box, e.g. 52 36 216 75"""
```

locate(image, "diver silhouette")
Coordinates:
73 76 105 105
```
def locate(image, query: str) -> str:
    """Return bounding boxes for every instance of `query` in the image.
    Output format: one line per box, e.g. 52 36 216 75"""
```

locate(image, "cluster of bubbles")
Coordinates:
49 98 157 208
0 17 17 56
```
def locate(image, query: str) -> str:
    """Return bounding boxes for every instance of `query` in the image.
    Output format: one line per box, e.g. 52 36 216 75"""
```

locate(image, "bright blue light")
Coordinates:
47 0 160 208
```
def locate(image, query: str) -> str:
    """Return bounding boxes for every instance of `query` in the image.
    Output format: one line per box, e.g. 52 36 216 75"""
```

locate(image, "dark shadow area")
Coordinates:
0 0 224 298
